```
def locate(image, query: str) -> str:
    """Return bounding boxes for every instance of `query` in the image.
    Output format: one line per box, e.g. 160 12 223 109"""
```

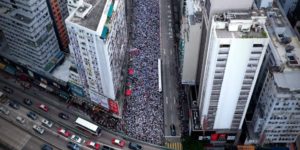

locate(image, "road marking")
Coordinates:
174 97 176 104
163 49 166 55
165 97 168 104
171 50 173 55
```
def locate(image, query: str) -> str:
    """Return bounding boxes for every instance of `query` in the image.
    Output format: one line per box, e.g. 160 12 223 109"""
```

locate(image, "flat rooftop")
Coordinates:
274 71 300 91
266 4 300 71
213 11 268 39
51 55 72 82
69 0 107 31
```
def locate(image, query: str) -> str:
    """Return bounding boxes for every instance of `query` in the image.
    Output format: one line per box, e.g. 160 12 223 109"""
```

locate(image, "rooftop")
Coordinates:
274 71 300 91
266 4 300 71
213 11 268 39
69 0 108 31
51 55 72 82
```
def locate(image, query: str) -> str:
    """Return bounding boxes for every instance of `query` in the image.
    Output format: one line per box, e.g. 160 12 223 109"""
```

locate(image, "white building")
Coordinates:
199 11 269 131
67 0 83 14
247 4 300 144
66 0 127 108
180 0 202 85
0 0 64 72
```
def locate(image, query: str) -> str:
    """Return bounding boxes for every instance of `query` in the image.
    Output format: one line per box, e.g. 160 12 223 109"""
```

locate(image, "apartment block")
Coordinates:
199 11 269 132
246 3 300 144
0 0 64 73
46 0 69 52
66 0 127 109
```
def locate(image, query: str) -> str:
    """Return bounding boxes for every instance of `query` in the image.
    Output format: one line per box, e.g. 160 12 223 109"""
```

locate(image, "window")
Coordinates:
253 44 263 47
220 44 230 48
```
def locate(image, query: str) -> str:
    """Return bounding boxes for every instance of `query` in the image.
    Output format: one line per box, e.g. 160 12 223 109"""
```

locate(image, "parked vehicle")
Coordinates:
16 116 25 124
38 104 49 112
58 112 69 120
27 111 38 120
0 106 9 115
23 98 33 106
170 124 176 136
33 124 45 134
128 142 142 150
41 118 53 128
9 100 20 110
67 142 80 150
41 144 53 150
2 86 13 94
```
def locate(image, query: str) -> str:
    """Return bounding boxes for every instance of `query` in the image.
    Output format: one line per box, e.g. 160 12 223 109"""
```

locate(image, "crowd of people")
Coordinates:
121 0 164 145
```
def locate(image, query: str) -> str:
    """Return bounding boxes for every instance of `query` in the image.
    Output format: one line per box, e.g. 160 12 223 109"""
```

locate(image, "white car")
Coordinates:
0 106 9 115
71 134 82 143
41 118 53 128
33 124 45 134
16 116 25 124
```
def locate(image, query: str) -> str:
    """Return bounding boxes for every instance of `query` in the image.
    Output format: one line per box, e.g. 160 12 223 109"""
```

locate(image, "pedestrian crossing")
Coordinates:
166 142 183 150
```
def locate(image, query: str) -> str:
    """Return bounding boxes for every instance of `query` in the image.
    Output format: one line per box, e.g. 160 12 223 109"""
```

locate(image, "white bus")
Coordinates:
75 117 101 136
158 58 162 92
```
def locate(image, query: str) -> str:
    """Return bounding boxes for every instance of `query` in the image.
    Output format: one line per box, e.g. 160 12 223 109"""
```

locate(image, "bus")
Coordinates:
158 58 162 92
75 117 101 136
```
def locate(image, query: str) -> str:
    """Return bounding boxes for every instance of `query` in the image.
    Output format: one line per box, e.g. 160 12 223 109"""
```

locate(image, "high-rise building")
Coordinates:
0 0 64 73
66 0 127 109
46 0 69 52
246 3 300 144
66 0 83 14
200 11 269 131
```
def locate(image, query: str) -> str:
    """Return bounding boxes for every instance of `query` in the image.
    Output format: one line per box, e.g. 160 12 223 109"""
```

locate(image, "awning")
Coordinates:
211 134 218 141
101 26 109 39
125 89 132 96
107 4 114 17
108 99 119 114
128 68 134 75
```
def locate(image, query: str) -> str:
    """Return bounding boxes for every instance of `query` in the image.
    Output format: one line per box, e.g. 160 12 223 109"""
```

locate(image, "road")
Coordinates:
0 117 61 150
0 71 163 150
159 0 181 140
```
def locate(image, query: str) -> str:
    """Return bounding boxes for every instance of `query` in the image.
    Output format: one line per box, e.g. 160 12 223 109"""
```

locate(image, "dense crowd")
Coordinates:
122 0 164 145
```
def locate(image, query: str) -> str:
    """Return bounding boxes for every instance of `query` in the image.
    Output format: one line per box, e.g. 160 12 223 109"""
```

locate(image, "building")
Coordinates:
180 0 202 85
286 0 300 27
200 10 269 133
0 0 64 73
278 0 298 15
66 0 83 13
246 3 300 144
46 0 70 52
66 0 127 109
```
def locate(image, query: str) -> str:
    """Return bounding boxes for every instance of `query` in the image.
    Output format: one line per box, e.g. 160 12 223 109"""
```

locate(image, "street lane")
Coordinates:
159 0 181 141
0 73 163 150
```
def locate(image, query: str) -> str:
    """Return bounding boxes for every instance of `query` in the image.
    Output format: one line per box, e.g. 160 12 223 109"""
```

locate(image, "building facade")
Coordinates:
46 0 70 52
246 3 300 144
66 0 127 109
200 11 269 131
0 0 64 73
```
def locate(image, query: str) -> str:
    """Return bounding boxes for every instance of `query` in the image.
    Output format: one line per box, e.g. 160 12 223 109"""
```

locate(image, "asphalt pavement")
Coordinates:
159 0 181 141
0 71 164 150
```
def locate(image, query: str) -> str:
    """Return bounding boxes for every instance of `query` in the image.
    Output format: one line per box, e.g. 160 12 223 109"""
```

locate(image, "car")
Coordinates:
112 138 125 147
16 116 25 124
67 142 80 150
27 111 38 120
41 144 53 150
23 98 33 106
57 128 71 137
70 134 82 143
9 100 20 109
38 104 49 112
41 118 53 128
2 86 13 94
170 124 176 136
0 106 10 115
58 112 69 120
33 124 45 134
128 142 142 150
85 141 100 150
102 145 115 150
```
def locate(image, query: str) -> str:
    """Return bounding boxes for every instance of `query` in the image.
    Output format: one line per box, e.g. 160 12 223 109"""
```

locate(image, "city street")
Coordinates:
159 0 181 147
0 71 163 150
